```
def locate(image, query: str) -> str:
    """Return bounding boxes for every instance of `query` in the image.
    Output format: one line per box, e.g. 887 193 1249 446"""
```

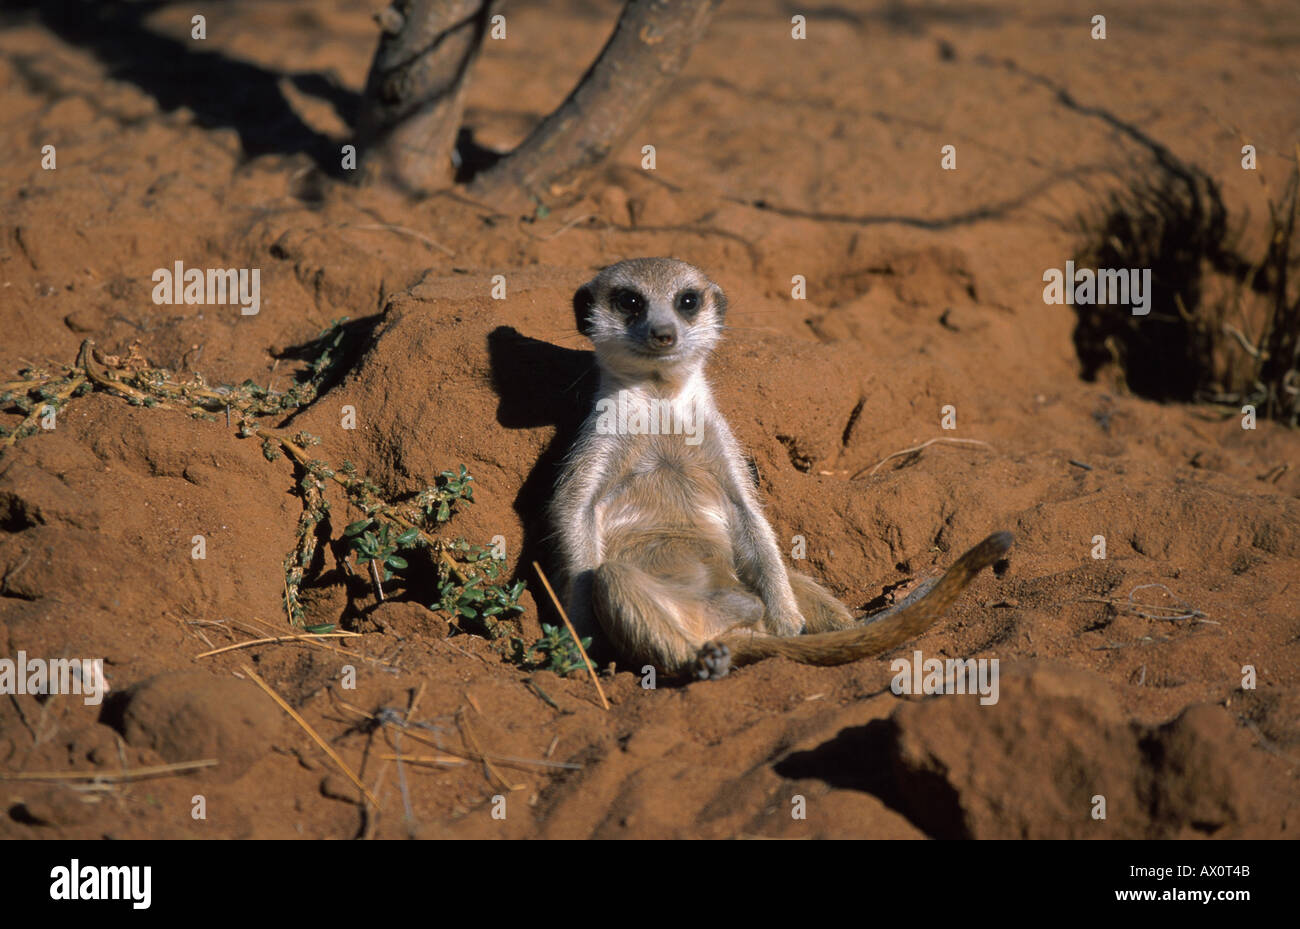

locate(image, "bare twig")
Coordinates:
378 753 469 766
531 561 609 710
458 706 522 791
522 213 596 241
375 713 580 772
0 759 217 782
194 631 361 659
241 664 380 808
368 558 386 602
194 625 392 668
851 437 993 480
344 223 455 256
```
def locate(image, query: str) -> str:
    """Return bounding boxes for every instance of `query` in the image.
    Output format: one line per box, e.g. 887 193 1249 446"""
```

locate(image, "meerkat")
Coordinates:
550 257 1012 680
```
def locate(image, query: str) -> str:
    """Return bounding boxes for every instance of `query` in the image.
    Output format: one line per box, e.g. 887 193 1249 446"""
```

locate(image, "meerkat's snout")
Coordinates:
647 318 676 350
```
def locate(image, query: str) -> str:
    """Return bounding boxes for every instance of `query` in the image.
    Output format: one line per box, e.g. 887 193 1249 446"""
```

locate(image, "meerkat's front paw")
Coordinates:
764 607 806 637
694 641 732 680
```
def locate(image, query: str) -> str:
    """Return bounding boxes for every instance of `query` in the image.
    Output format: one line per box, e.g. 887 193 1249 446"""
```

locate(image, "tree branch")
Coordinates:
355 0 498 194
468 0 721 210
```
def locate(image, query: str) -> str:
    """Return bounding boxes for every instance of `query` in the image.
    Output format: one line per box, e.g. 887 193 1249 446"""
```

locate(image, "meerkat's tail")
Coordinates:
715 531 1013 669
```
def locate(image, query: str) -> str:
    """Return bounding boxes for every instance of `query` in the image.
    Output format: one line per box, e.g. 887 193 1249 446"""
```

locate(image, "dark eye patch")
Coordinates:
675 290 700 317
613 288 645 316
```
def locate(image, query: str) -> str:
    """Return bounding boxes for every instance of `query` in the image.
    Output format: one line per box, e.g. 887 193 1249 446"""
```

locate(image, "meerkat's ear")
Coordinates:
710 285 728 321
573 283 596 337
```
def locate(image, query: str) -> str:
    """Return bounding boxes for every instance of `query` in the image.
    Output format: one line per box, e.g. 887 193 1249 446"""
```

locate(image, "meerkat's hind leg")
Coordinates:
789 572 855 633
706 587 766 627
691 586 766 680
591 561 719 676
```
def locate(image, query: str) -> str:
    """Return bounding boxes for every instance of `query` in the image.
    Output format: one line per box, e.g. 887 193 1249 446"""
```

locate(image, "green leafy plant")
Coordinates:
1 330 527 636
324 462 521 630
434 540 526 639
526 623 592 676
345 519 416 581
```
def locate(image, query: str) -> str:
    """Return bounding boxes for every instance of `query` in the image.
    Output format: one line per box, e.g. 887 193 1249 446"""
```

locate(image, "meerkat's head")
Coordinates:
573 258 728 381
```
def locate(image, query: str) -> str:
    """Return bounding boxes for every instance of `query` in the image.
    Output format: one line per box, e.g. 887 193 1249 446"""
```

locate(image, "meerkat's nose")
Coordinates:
650 323 677 347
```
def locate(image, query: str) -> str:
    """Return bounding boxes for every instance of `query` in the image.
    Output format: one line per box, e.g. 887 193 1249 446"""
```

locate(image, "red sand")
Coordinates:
0 0 1296 838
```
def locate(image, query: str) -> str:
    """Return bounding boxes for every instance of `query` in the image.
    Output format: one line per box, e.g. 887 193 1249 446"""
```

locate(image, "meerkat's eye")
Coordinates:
613 289 645 316
675 290 700 316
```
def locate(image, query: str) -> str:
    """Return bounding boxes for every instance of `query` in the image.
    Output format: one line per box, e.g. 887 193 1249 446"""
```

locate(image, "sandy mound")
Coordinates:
1 0 1296 839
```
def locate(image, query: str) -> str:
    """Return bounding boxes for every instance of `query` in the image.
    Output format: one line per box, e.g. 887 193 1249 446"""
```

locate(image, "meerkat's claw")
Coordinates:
695 641 732 680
